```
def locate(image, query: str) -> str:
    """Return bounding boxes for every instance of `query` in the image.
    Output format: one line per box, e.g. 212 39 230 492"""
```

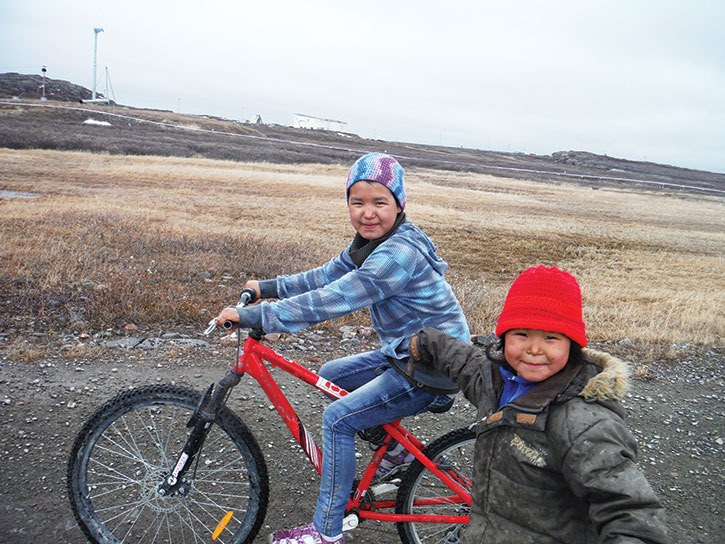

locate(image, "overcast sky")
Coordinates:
2 1 724 173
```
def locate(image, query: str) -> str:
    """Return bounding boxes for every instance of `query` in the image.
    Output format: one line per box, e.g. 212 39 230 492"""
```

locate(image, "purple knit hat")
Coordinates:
345 152 406 209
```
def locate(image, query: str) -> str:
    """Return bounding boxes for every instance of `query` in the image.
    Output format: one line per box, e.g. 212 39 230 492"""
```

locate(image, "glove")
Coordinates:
409 333 433 367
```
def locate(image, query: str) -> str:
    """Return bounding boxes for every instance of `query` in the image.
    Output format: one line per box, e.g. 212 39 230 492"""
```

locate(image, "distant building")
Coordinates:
292 113 347 132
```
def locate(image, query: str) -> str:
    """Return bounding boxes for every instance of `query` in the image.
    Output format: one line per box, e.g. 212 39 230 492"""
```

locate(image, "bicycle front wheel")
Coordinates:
395 427 475 544
67 384 268 544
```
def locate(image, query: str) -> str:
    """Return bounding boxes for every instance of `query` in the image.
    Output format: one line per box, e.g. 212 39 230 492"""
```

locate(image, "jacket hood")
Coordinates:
579 348 631 402
395 222 448 275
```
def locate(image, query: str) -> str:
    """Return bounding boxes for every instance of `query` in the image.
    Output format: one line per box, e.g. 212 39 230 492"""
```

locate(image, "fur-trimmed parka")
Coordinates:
412 327 669 544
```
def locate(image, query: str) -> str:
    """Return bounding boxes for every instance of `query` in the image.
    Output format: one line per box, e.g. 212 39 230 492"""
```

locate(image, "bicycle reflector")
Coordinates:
212 511 234 541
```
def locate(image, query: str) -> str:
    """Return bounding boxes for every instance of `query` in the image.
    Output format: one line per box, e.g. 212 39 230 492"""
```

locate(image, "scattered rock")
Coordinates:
0 329 722 543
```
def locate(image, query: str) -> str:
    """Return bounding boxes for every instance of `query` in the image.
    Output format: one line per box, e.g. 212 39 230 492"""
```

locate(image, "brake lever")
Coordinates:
204 319 218 336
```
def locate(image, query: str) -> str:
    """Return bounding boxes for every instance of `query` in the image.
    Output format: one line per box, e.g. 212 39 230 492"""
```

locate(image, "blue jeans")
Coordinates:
312 350 453 537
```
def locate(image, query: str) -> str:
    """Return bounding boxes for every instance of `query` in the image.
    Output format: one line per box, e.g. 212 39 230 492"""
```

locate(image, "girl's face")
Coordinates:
504 328 571 382
348 181 402 240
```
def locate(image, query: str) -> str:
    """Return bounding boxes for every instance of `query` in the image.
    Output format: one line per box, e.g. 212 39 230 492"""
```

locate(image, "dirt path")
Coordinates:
0 329 722 543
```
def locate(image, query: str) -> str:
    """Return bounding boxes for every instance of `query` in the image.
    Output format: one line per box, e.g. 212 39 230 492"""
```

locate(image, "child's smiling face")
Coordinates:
504 329 571 382
348 181 402 240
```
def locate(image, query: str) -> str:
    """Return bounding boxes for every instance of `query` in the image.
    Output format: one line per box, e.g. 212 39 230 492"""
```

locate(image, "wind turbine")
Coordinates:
92 27 104 100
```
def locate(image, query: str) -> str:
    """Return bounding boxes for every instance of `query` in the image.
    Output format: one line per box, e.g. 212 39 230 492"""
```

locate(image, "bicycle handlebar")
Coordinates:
204 287 260 335
238 287 258 306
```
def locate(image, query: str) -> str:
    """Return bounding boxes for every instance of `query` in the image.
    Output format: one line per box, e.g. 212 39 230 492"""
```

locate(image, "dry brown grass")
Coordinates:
1 148 723 361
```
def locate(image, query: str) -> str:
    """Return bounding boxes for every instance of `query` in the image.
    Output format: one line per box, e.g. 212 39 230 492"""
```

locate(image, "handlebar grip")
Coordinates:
222 320 235 330
239 288 258 306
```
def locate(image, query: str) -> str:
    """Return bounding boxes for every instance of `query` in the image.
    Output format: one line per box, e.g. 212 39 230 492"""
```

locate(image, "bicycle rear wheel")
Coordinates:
67 384 268 544
395 427 475 544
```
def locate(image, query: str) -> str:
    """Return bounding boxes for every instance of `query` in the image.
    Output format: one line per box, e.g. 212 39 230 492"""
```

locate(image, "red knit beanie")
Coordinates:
495 265 588 347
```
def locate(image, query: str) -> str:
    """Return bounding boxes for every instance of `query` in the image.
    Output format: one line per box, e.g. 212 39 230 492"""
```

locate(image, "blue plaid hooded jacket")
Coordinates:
255 221 470 360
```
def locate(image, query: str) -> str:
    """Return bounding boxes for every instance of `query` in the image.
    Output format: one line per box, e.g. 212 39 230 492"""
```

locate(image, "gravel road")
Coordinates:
0 328 722 543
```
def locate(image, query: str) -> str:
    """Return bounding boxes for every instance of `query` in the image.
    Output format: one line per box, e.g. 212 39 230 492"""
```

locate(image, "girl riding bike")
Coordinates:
214 152 471 544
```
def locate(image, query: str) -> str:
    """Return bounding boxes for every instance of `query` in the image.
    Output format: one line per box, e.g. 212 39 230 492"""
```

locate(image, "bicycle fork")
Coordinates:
157 369 242 497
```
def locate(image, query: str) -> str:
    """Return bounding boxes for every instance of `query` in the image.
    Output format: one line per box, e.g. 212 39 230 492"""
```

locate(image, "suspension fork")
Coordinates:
157 369 242 496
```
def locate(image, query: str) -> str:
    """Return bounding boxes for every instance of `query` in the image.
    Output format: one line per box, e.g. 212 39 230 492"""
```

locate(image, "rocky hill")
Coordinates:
0 71 109 103
1 72 723 195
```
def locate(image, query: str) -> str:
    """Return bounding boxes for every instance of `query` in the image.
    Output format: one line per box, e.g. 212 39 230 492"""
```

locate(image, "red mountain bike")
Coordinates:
67 290 474 544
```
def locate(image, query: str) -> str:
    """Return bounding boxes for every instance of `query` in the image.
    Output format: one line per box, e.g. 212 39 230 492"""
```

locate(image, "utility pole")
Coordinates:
40 65 47 100
92 27 104 100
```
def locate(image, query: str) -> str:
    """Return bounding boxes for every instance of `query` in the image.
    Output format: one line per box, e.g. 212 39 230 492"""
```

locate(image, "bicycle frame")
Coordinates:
231 330 472 525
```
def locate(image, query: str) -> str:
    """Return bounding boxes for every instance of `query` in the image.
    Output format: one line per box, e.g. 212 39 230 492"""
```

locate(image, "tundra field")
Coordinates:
1 148 723 361
0 147 724 543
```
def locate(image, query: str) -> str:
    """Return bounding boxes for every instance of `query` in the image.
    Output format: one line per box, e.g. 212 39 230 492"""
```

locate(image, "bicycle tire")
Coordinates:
67 384 269 544
395 426 475 544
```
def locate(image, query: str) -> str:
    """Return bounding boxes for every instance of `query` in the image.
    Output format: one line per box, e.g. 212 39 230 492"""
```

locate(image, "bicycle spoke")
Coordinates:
173 506 205 544
94 498 144 525
118 413 163 463
105 500 148 542
396 428 474 544
120 405 175 467
157 405 186 467
180 502 217 535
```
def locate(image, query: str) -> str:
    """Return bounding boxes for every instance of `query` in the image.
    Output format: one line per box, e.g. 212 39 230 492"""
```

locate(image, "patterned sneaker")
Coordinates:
268 523 342 544
374 442 415 481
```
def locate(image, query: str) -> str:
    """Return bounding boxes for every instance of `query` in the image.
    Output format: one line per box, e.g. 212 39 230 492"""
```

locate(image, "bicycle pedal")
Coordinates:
370 480 400 495
342 513 359 532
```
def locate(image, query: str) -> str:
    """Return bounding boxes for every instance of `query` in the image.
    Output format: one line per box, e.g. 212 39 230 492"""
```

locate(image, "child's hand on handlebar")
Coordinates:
215 307 240 334
204 284 263 336
243 280 262 302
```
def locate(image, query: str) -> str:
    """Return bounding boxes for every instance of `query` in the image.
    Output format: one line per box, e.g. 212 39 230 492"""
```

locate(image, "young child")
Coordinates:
408 265 669 543
214 152 470 544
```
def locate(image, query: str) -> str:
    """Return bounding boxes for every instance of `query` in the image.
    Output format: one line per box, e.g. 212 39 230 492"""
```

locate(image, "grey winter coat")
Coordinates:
412 327 668 544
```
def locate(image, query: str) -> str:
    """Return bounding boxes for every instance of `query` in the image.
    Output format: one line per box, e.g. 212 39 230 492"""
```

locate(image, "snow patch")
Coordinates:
83 118 112 127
